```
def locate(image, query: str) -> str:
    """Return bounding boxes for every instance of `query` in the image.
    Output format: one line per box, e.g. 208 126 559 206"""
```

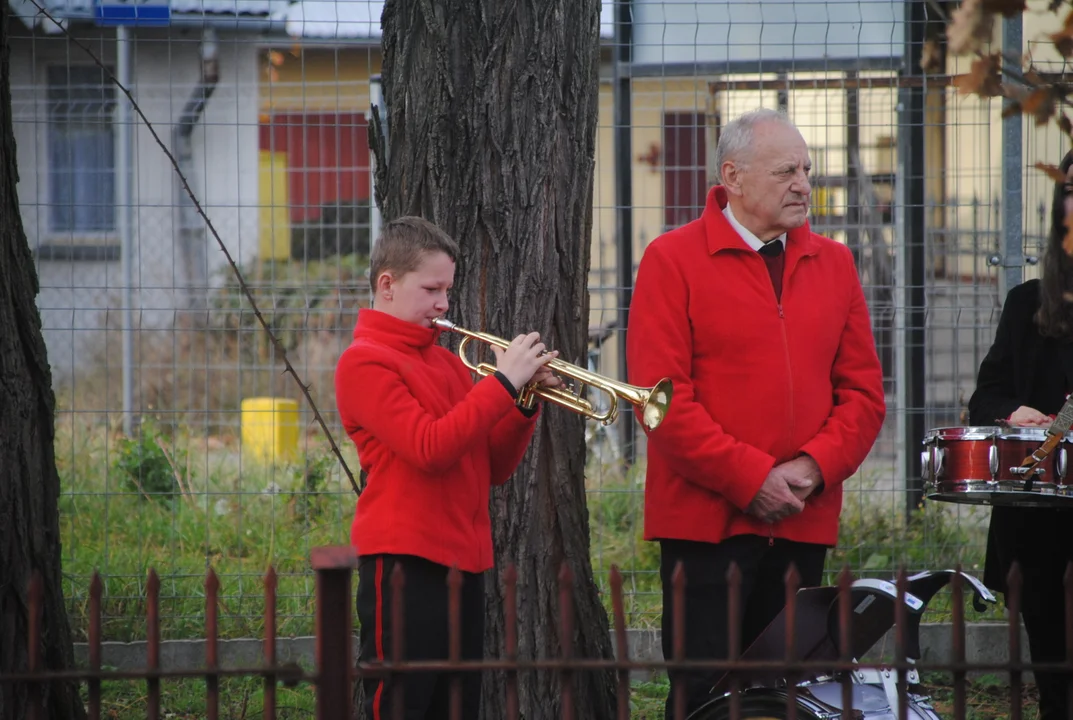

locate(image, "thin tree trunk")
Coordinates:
371 2 616 718
0 3 87 718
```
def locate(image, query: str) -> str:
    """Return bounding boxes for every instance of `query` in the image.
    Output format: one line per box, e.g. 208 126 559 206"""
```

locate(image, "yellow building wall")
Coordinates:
259 47 382 114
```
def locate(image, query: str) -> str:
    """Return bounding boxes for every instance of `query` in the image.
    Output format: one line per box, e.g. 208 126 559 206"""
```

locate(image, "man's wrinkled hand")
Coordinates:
778 455 824 501
747 469 806 524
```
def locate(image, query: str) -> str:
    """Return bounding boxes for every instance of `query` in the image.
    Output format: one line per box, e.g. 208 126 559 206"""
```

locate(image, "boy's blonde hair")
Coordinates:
369 216 461 293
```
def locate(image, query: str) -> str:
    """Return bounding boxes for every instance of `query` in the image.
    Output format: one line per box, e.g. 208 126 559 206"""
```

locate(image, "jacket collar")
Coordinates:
703 185 820 259
353 308 441 351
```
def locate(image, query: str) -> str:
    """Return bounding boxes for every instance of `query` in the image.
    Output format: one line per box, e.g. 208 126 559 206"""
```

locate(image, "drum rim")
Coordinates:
924 425 1070 440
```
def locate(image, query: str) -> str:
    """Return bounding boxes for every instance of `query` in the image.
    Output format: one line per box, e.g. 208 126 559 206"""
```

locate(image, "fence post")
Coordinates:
312 546 360 719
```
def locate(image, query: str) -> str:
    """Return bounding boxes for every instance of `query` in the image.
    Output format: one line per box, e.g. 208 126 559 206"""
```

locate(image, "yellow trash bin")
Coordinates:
241 397 299 464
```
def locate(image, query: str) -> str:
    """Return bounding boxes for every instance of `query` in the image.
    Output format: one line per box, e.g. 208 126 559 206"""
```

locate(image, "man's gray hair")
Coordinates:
714 108 797 184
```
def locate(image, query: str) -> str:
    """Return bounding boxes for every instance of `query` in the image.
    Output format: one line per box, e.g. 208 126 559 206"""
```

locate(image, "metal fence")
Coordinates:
8 0 1072 648
3 546 1070 719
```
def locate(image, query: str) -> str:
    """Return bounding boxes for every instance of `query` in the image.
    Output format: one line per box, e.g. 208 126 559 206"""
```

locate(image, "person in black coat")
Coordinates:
967 148 1073 720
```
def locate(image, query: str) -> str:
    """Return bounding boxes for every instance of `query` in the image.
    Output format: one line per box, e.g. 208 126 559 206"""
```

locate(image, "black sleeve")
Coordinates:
494 371 539 418
967 287 1029 425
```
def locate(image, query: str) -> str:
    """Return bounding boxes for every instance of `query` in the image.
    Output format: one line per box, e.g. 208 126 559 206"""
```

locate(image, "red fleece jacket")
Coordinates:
626 187 886 547
335 309 539 573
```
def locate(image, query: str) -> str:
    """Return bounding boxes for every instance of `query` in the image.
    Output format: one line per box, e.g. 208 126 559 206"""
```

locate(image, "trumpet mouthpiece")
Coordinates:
431 317 456 331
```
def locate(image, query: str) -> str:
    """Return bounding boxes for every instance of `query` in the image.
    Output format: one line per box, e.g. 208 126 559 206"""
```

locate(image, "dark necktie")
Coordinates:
758 241 784 258
758 241 785 301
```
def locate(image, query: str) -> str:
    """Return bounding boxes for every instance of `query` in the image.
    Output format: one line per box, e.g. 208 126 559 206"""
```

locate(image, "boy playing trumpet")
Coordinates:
335 215 558 720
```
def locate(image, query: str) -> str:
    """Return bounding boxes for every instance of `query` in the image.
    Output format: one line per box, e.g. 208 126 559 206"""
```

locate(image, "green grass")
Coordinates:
81 676 317 719
57 412 1004 644
58 414 357 641
77 672 1042 719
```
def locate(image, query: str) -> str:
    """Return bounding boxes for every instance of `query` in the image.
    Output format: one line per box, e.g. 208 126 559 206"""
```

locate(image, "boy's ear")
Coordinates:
375 271 395 299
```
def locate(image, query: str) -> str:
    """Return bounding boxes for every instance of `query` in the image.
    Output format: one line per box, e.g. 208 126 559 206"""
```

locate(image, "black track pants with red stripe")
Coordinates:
356 554 485 720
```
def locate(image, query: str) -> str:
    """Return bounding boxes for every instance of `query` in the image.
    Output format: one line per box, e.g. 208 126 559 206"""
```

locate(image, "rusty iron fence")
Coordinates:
3 546 1071 720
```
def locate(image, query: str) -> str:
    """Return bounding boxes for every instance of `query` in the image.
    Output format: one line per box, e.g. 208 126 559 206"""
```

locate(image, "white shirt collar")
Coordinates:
722 203 786 253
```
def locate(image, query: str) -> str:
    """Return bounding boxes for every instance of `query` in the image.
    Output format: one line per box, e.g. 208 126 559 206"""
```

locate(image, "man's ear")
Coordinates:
722 161 744 196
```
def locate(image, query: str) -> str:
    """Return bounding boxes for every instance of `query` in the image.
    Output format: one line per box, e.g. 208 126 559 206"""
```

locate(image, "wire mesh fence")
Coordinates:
8 0 1072 643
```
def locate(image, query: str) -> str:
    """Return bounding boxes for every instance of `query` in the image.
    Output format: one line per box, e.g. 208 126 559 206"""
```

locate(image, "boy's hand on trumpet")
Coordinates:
530 364 564 390
492 332 559 393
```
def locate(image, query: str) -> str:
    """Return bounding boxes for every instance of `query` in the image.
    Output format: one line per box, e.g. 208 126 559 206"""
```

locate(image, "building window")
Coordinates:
47 65 116 234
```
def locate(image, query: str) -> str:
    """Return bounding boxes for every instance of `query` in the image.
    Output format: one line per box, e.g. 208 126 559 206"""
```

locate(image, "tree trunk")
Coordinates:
0 4 87 719
371 2 616 719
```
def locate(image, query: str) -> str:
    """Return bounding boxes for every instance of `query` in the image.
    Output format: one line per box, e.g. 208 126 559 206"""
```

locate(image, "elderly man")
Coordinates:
626 108 886 716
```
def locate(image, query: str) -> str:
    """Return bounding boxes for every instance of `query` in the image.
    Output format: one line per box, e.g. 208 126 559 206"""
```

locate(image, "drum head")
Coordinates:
924 426 1000 441
996 426 1049 441
685 690 830 720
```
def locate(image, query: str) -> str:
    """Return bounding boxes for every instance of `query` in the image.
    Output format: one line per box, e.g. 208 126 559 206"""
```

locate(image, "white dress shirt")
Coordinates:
722 203 786 253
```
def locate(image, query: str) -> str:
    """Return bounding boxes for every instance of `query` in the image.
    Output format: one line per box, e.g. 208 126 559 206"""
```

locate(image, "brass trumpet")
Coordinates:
432 318 672 431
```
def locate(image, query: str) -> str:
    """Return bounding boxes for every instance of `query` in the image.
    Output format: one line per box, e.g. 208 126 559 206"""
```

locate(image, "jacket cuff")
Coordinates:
494 370 519 399
798 439 838 493
722 450 777 511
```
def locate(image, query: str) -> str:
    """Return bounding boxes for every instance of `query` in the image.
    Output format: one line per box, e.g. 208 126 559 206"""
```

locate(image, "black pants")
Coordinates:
659 536 828 720
1021 581 1072 720
986 507 1073 720
356 554 485 720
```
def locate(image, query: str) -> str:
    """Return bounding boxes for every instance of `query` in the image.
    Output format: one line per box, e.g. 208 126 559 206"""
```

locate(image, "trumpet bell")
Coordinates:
640 378 674 431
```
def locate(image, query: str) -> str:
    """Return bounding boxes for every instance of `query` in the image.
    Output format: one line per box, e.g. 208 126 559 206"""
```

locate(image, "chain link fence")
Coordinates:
9 0 1071 641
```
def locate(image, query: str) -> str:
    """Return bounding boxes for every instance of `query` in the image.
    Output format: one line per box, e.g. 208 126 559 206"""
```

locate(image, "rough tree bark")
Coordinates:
370 1 616 719
0 3 87 718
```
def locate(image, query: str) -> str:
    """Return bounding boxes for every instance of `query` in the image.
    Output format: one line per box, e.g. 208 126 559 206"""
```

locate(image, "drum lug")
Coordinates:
920 450 929 480
1059 448 1068 481
989 443 999 479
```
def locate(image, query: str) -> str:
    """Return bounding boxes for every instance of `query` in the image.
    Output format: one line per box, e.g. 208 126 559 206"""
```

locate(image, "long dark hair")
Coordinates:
1035 149 1073 338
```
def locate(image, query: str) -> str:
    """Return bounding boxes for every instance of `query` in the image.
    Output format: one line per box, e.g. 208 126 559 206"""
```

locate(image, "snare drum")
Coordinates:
922 426 1073 507
686 681 941 719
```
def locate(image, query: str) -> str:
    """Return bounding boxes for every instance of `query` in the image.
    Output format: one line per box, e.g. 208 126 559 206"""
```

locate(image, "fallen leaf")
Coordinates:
953 54 1004 97
947 0 995 55
1022 88 1058 126
983 0 1027 15
1036 162 1068 183
921 39 944 73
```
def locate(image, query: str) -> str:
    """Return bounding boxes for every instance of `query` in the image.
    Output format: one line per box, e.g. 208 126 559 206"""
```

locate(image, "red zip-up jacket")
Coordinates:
335 309 539 573
626 186 886 546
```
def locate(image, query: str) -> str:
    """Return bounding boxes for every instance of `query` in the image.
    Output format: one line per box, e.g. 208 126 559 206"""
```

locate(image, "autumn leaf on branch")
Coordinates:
1036 162 1069 183
947 0 995 55
921 39 944 74
1051 9 1073 58
1022 88 1059 126
982 0 1028 16
1060 113 1073 141
954 54 1005 97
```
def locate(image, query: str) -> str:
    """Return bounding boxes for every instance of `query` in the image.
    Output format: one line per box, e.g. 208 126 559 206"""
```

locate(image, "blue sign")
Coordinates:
95 0 171 26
